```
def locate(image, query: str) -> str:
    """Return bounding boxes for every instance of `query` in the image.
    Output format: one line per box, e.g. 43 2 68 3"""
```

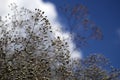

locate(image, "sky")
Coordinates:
43 0 120 68
0 0 120 68
79 0 120 68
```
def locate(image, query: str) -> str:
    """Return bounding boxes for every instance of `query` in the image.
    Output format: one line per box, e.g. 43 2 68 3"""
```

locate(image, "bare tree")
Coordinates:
59 3 103 47
74 54 120 80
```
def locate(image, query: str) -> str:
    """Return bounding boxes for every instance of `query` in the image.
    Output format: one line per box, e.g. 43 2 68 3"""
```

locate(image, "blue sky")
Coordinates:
43 0 120 67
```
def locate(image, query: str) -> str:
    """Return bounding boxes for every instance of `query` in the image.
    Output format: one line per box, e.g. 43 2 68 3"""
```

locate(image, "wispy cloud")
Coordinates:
0 0 82 59
115 28 120 45
117 28 120 38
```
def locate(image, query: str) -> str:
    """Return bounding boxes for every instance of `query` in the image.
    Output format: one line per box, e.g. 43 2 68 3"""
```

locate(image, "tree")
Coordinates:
0 4 120 80
0 4 73 80
59 3 103 47
74 54 120 80
58 2 120 80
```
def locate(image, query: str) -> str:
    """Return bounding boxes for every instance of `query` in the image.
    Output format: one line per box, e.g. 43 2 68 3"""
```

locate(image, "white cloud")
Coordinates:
0 0 8 16
0 0 82 59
